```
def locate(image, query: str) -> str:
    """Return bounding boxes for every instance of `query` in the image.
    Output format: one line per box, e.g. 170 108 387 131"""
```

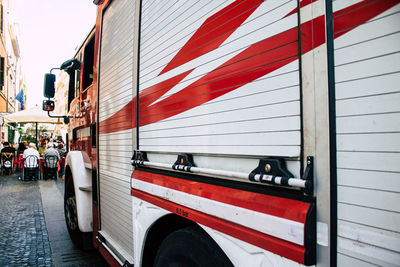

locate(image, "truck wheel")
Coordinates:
154 226 233 267
64 177 92 250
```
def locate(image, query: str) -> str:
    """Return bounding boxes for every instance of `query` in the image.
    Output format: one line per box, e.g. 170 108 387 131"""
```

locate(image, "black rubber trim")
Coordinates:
97 232 106 243
72 128 78 142
304 202 316 266
96 2 108 231
90 122 97 148
136 0 143 149
92 168 98 205
326 1 338 265
135 166 314 203
297 0 305 178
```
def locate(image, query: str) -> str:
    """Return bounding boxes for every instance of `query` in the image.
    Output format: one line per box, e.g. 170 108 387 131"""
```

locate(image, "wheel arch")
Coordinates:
64 151 93 233
64 165 72 187
141 214 197 267
141 213 234 267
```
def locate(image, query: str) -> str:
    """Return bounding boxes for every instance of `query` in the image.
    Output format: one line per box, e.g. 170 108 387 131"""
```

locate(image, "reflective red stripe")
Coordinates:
132 170 310 223
132 188 307 264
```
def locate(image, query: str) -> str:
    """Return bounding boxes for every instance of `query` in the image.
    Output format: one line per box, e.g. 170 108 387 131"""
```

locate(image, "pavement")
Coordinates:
0 172 109 267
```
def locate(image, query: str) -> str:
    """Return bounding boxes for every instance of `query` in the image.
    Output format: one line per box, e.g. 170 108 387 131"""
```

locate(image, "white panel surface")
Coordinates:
334 1 400 265
98 0 135 262
139 0 301 171
337 253 376 267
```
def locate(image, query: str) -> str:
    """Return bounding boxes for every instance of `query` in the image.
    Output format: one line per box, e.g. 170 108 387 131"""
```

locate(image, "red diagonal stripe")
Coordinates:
140 28 300 125
285 0 319 18
333 0 399 38
100 0 398 134
159 0 263 75
99 70 192 134
99 98 135 134
139 69 193 107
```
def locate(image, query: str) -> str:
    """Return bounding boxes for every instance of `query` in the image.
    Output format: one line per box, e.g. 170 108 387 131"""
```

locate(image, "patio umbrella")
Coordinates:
2 105 63 143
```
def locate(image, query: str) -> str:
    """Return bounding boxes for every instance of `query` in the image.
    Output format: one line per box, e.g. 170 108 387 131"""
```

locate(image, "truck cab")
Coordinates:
43 28 97 251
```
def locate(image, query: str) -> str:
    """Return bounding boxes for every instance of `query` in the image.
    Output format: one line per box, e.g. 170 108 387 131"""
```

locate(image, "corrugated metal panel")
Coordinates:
334 1 400 266
139 0 301 173
98 0 135 262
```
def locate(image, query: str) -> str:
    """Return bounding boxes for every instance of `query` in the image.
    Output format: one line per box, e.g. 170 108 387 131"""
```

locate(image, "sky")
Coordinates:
12 0 97 108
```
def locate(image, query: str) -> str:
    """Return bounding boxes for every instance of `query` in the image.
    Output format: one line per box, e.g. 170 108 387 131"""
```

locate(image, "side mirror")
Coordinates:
60 58 81 73
44 73 56 98
42 99 55 111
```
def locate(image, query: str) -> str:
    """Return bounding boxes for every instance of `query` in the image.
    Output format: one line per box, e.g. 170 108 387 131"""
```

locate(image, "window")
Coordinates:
0 5 3 34
75 53 81 97
0 57 4 90
67 68 77 112
67 55 81 112
82 36 95 90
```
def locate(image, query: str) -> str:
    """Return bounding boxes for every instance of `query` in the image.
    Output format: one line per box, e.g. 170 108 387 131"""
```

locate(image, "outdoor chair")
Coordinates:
1 152 14 175
43 155 58 180
15 153 24 171
23 155 39 181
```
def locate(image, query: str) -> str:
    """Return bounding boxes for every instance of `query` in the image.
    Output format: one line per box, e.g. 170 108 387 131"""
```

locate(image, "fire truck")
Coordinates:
42 0 400 266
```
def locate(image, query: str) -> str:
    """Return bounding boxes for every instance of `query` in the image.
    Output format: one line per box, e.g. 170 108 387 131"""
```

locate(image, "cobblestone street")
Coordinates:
0 174 51 266
0 173 108 267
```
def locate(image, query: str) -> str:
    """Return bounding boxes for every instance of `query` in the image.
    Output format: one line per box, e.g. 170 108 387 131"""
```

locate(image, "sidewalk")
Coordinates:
39 178 108 267
0 174 52 266
0 173 107 266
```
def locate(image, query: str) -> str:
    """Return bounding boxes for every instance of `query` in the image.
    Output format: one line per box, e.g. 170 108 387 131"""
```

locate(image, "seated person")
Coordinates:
1 142 15 174
44 143 60 167
57 143 66 158
43 143 60 179
15 143 26 171
23 143 40 168
16 142 26 156
44 143 60 160
57 143 66 174
38 142 46 156
1 142 16 154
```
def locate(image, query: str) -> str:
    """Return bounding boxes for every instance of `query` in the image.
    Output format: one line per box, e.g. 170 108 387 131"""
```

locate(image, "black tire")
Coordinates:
64 177 92 250
154 226 233 267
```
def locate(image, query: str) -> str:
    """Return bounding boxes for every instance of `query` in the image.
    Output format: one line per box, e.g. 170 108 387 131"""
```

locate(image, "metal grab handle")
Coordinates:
131 151 313 194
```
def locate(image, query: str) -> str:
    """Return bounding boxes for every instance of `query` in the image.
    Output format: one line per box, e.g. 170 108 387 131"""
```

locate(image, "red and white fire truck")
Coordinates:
43 0 400 266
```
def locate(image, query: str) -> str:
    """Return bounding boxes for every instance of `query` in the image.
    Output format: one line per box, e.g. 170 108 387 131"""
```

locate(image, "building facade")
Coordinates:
0 0 25 143
54 70 69 141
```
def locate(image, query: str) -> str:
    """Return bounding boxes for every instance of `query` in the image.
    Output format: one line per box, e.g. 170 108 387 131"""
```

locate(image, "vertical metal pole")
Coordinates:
35 122 38 145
